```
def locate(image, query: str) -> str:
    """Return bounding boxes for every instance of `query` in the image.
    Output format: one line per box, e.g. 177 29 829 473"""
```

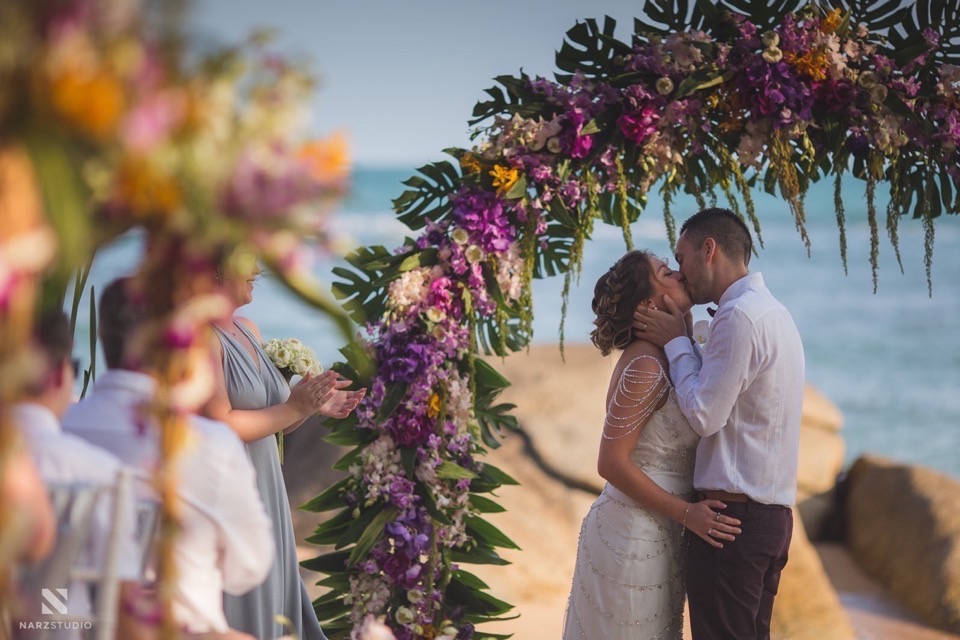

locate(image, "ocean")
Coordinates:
74 166 960 479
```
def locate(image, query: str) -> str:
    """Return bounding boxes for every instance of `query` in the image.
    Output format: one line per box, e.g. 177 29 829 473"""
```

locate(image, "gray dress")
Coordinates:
214 321 327 640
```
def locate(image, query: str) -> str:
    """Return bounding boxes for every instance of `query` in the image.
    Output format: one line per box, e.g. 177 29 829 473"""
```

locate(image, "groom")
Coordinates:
634 207 805 639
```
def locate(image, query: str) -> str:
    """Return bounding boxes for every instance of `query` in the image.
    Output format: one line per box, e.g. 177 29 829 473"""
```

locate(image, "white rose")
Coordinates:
450 227 469 245
293 355 313 376
465 245 484 264
425 307 446 323
395 606 415 625
273 345 293 368
762 47 783 63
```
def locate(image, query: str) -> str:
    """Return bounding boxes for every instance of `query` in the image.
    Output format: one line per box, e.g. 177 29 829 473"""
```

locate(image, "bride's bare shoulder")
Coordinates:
617 340 666 373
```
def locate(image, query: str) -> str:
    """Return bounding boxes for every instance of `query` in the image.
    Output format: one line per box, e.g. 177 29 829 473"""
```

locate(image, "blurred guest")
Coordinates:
64 277 272 638
12 311 140 639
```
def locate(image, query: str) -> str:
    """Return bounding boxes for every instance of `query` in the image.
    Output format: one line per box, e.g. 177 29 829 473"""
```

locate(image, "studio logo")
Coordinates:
40 588 68 615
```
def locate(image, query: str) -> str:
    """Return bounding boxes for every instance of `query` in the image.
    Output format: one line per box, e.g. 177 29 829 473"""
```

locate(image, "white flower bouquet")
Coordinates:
263 337 324 380
262 338 324 464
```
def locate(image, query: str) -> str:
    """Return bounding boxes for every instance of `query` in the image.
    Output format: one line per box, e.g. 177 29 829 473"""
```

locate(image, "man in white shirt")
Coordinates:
13 311 142 639
634 208 805 639
63 277 274 637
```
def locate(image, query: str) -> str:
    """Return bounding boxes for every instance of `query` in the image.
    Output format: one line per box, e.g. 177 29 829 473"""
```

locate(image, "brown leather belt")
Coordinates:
700 489 751 503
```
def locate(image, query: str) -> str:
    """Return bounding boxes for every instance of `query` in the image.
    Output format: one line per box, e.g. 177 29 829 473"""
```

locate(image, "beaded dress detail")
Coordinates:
563 356 698 639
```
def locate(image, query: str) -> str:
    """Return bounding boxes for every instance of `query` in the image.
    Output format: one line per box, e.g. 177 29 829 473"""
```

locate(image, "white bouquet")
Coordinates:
262 337 324 381
262 337 324 464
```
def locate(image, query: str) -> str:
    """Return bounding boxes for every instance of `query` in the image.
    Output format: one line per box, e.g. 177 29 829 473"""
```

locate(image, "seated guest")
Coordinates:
12 311 141 639
63 277 273 637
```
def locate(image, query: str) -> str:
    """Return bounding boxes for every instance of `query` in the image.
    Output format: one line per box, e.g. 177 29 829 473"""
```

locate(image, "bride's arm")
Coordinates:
202 326 338 443
597 351 738 548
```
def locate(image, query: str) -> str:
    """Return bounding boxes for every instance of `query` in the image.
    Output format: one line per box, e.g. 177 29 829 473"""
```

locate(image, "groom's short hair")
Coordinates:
98 277 148 369
680 207 753 266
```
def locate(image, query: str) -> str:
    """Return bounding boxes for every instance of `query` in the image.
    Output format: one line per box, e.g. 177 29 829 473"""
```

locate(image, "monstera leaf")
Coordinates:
332 245 438 324
886 0 960 65
392 158 462 230
555 17 632 83
635 0 709 34
470 72 546 127
826 0 908 33
636 0 805 35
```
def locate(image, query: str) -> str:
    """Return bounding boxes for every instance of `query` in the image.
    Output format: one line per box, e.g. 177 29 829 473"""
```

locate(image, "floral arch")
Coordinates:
311 1 959 638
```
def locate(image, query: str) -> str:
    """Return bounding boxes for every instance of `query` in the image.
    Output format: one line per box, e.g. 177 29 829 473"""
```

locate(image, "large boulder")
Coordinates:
845 455 960 634
771 508 856 639
795 389 846 539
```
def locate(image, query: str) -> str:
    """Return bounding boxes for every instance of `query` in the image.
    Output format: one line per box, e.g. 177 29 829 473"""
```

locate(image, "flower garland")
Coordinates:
309 2 958 638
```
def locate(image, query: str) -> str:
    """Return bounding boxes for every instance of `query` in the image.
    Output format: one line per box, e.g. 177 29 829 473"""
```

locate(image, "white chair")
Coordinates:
16 468 132 640
133 498 160 583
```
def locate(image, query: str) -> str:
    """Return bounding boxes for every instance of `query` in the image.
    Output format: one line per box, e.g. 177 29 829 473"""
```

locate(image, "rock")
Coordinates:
845 455 960 634
771 507 857 639
797 421 846 496
801 385 845 433
490 344 611 495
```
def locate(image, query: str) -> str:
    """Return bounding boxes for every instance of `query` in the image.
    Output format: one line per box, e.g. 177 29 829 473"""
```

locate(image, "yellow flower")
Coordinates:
115 156 181 217
821 8 843 34
790 50 829 81
427 392 442 418
459 153 482 175
298 132 349 183
46 64 126 140
489 164 519 196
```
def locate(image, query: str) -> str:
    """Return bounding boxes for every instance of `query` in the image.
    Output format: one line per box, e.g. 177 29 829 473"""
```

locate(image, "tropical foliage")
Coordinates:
310 1 958 638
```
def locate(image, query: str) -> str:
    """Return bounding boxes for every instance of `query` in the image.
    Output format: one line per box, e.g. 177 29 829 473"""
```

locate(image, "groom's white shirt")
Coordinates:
63 369 274 633
664 272 805 507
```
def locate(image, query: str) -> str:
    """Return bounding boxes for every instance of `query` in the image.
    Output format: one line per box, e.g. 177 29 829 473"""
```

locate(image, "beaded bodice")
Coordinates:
630 389 697 481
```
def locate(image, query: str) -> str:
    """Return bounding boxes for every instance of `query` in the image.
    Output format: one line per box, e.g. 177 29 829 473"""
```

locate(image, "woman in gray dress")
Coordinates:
205 261 365 640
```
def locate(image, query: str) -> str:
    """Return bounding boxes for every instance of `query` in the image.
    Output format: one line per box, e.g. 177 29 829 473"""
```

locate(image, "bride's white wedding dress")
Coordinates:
563 356 698 639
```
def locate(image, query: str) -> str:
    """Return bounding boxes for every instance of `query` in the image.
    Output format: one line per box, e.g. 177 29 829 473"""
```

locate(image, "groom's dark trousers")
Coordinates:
686 495 793 640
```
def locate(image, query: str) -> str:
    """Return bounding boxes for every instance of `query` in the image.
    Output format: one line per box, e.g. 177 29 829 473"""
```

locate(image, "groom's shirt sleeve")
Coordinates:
664 305 754 438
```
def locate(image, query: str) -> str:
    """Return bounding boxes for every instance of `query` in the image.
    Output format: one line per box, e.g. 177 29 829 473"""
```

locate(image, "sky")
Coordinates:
192 0 657 166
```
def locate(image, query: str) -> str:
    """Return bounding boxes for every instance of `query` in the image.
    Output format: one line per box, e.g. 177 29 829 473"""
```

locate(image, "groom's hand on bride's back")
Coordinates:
633 295 686 347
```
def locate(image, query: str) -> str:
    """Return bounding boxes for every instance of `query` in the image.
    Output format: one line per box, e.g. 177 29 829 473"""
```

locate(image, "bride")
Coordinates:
563 250 741 639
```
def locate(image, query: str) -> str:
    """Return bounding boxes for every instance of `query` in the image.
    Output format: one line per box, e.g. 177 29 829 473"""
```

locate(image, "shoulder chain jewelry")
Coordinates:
602 355 669 440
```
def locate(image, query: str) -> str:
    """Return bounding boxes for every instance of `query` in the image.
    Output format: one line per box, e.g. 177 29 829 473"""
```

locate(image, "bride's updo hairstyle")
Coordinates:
590 250 655 356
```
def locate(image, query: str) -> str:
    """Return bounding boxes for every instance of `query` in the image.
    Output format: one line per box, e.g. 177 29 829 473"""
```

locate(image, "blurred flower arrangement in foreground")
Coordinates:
0 0 350 633
307 1 959 638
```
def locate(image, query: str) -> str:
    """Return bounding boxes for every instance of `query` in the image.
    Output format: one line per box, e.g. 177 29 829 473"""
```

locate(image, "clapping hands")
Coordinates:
317 380 366 419
289 370 366 420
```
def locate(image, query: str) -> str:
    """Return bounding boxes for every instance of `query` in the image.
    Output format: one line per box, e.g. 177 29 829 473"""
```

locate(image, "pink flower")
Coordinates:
121 90 186 153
